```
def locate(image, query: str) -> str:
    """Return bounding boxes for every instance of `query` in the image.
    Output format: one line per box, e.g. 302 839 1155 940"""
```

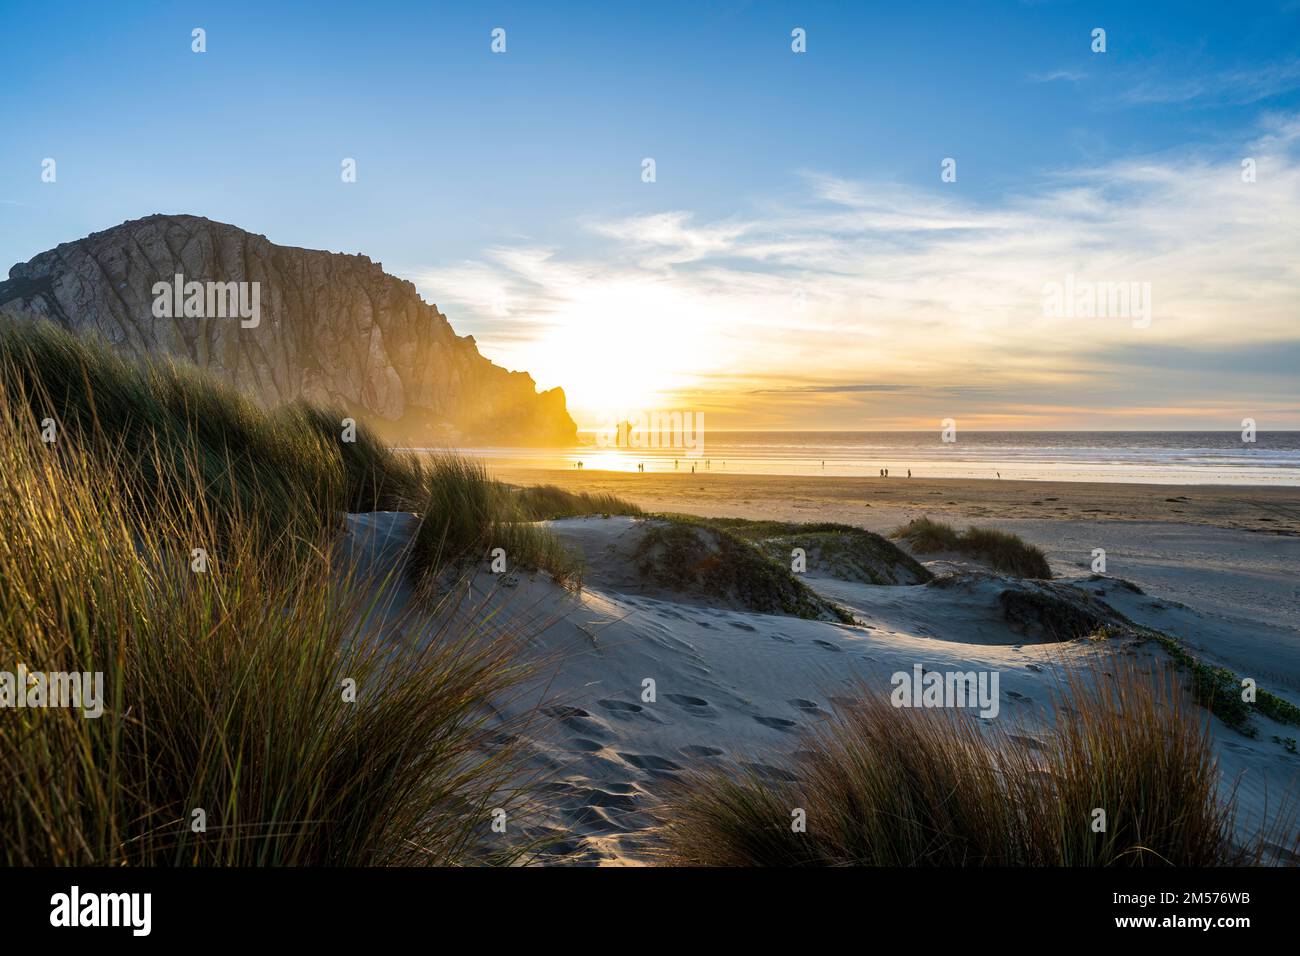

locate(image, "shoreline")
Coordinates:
488 467 1300 536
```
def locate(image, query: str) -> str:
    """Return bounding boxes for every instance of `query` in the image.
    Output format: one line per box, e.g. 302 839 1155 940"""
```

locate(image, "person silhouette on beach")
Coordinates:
908 469 912 478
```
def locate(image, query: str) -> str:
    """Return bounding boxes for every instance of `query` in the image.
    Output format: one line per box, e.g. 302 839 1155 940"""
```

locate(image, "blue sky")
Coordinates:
2 1 1298 428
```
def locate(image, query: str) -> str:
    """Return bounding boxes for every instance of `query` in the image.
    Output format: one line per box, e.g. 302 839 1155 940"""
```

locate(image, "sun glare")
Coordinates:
528 278 719 419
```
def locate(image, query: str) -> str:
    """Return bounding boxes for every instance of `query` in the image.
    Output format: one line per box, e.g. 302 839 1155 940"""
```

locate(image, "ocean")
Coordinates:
449 431 1300 485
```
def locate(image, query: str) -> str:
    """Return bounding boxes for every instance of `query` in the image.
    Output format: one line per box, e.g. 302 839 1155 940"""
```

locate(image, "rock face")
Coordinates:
0 214 576 445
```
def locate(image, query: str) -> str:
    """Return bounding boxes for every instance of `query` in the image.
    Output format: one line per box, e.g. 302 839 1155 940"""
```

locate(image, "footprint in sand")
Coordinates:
559 804 626 834
545 705 591 719
596 700 665 725
547 705 614 738
787 698 825 713
680 744 725 758
752 715 799 732
812 639 844 652
598 699 642 713
664 693 715 716
617 752 683 772
580 787 641 810
729 621 757 631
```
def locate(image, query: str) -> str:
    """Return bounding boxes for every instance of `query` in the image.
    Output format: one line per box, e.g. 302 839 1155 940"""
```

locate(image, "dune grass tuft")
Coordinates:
690 517 932 585
634 515 854 622
0 372 537 865
660 661 1295 866
0 320 430 555
409 458 585 586
892 516 1052 578
514 483 643 521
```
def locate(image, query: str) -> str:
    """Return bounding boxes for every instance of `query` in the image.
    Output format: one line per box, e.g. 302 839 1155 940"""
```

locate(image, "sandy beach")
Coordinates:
329 469 1300 864
490 468 1300 535
493 468 1300 644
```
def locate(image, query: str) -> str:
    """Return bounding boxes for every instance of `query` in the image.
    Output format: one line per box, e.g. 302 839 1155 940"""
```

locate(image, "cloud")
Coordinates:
1113 57 1300 107
413 114 1300 428
589 212 750 265
1028 69 1088 84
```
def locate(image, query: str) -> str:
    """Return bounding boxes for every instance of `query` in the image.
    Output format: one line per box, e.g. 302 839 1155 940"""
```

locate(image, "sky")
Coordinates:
1 0 1298 430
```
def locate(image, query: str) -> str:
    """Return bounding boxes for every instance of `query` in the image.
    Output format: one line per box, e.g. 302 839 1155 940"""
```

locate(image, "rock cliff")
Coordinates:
0 214 576 445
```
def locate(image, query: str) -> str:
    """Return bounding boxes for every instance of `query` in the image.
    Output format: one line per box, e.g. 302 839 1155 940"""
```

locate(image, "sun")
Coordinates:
526 277 714 421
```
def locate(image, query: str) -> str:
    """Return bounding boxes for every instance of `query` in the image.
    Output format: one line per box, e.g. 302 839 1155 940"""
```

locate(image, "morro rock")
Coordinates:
0 214 577 445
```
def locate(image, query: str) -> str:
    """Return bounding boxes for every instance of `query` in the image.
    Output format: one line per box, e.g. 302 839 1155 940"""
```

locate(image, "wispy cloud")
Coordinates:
414 114 1300 428
1028 69 1088 84
1113 57 1300 107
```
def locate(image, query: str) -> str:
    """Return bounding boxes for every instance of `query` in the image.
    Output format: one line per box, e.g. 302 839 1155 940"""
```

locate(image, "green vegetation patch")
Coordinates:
685 517 931 586
634 516 853 622
892 517 1052 579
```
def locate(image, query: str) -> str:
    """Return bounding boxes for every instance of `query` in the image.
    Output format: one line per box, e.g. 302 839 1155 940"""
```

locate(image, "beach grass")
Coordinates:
892 516 1052 578
514 483 643 520
408 459 603 587
636 515 854 622
660 661 1293 866
0 320 430 555
690 517 932 585
0 322 543 865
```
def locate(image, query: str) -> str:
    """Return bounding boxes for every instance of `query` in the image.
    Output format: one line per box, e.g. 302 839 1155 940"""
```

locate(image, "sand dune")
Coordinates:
343 503 1300 865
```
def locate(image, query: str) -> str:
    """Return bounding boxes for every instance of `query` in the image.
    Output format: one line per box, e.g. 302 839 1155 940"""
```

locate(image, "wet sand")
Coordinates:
490 468 1300 536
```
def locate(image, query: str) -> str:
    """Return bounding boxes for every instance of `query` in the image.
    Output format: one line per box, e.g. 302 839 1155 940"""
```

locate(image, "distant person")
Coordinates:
908 469 912 478
674 459 678 469
997 471 1001 479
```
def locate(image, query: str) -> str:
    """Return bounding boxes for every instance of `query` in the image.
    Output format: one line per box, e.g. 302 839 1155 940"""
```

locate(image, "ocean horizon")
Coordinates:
444 430 1300 485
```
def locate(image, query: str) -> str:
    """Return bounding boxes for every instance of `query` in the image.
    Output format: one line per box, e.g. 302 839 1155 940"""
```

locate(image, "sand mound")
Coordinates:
547 515 849 621
343 510 1300 865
